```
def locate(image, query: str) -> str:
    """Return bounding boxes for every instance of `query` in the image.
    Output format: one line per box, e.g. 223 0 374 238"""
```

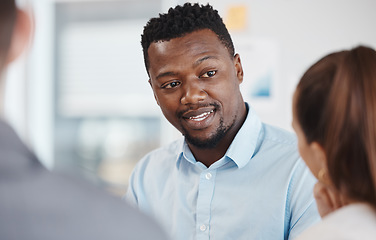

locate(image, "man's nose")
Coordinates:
180 80 207 105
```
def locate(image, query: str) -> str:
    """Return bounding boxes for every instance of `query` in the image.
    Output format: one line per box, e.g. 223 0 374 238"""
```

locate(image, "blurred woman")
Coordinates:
292 45 376 239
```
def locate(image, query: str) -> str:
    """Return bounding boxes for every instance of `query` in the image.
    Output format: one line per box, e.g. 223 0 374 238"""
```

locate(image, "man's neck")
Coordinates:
188 140 231 168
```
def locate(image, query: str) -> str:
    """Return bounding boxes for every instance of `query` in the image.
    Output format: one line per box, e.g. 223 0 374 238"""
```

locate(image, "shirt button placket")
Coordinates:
196 170 215 240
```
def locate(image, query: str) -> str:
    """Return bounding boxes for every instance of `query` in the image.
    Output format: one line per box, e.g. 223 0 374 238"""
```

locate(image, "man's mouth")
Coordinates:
181 108 216 130
189 110 214 121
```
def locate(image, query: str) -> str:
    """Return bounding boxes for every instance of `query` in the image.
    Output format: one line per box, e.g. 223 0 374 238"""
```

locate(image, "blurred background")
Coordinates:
4 0 376 195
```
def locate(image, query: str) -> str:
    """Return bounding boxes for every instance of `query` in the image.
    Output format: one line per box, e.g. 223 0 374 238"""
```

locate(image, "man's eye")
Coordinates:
201 70 217 78
162 81 181 89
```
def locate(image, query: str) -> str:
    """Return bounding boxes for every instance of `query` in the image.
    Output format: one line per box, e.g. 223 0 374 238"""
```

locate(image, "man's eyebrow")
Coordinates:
155 56 218 80
193 55 218 67
156 71 177 80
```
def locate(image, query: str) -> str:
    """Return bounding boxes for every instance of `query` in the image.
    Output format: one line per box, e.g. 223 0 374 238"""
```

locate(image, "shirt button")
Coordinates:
205 173 212 180
200 224 207 231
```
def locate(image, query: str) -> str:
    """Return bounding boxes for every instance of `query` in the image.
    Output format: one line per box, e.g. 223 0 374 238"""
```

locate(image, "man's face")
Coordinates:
148 29 245 149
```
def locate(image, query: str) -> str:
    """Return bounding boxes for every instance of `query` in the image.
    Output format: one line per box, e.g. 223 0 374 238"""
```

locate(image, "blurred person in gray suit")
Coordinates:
0 1 168 239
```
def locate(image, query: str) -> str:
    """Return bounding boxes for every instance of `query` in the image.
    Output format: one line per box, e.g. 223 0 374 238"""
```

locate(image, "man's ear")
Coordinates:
233 53 244 84
148 79 160 106
6 9 33 64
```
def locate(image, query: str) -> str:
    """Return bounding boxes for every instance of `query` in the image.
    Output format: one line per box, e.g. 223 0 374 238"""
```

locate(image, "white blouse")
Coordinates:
296 203 376 240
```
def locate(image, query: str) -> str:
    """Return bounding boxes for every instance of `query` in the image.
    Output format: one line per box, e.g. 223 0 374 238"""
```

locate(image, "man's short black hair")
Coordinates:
141 2 235 73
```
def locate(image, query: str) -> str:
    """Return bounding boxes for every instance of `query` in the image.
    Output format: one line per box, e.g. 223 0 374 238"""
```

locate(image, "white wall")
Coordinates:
250 0 376 130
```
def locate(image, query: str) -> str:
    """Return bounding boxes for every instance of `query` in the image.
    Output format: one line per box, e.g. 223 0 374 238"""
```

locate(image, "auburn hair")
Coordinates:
296 46 376 207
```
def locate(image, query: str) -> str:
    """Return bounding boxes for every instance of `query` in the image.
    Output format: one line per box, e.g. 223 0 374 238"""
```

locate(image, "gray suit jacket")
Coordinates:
0 120 168 240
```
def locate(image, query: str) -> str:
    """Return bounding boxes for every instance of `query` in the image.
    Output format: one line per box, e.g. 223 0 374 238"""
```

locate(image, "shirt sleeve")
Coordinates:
123 162 141 207
123 155 151 213
287 159 321 239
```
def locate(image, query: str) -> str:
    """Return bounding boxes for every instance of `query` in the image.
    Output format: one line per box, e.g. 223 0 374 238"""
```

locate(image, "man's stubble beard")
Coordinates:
182 116 236 149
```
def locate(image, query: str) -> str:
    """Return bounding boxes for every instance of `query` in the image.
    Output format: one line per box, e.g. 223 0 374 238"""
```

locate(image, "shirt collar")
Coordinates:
176 102 262 169
175 140 198 170
226 103 262 168
175 140 188 169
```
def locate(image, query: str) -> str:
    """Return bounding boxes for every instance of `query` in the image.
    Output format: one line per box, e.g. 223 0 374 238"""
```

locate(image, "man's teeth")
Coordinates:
189 110 214 121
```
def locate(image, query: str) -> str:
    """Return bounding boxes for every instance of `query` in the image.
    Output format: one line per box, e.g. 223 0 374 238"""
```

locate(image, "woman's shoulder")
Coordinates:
296 203 376 240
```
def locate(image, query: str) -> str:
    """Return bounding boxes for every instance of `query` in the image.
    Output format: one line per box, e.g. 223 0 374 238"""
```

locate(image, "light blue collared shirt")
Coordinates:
126 104 320 240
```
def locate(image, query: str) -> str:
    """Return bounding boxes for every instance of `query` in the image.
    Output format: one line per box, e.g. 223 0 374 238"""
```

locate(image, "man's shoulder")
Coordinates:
135 137 184 171
144 137 184 160
0 156 168 240
261 123 297 146
251 122 300 167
